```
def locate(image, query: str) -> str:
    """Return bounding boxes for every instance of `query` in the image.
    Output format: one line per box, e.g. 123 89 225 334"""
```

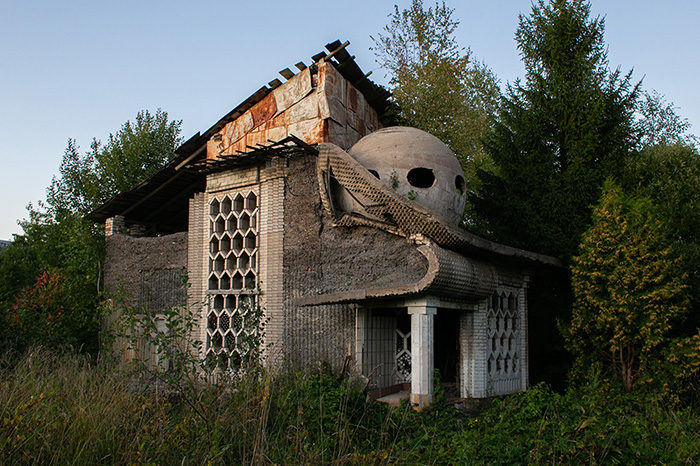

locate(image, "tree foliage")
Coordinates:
373 0 501 220
635 90 698 149
622 142 700 326
7 270 98 351
567 181 690 392
623 143 699 248
472 0 638 258
47 109 182 216
0 109 181 352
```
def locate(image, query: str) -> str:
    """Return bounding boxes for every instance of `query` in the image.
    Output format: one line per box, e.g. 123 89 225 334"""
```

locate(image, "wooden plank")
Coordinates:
279 68 295 80
267 78 282 89
325 40 342 52
326 40 351 63
295 61 307 71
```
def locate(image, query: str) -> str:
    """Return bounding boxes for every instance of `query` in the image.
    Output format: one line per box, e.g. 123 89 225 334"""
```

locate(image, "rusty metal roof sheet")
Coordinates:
187 135 318 174
88 40 389 227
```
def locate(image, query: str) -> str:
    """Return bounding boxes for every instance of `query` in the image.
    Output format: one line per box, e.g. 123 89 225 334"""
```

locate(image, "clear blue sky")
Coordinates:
1 0 698 240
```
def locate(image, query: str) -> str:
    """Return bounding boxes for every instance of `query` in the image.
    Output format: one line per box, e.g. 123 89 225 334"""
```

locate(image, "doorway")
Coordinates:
434 309 459 397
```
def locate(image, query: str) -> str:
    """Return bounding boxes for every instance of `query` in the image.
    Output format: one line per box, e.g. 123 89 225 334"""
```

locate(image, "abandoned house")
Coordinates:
89 41 561 408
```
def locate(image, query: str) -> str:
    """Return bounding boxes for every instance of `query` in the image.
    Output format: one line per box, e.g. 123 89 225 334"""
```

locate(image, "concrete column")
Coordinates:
407 299 437 409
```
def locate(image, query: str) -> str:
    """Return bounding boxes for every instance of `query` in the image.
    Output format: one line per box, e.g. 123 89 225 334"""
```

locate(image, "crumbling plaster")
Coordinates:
104 232 188 309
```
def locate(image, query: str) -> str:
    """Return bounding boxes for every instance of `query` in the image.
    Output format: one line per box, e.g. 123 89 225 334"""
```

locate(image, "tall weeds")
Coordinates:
1 348 698 464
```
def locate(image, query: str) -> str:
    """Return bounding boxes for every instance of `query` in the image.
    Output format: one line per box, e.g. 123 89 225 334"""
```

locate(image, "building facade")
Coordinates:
92 42 560 408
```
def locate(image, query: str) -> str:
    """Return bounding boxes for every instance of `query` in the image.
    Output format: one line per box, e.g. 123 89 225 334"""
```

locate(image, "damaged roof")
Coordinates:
88 40 390 228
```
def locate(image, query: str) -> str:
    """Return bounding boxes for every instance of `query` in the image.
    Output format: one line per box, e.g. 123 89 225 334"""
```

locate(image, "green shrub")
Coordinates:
1 348 698 464
6 270 99 353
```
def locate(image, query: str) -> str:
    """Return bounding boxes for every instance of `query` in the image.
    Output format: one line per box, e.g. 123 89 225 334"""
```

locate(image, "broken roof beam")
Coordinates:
352 71 373 88
267 78 283 89
279 68 295 80
325 40 342 52
325 40 351 63
335 55 357 70
311 51 327 62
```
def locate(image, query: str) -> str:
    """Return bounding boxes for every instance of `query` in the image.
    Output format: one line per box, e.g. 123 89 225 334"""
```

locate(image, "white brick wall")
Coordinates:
188 193 207 356
259 169 285 365
197 163 287 369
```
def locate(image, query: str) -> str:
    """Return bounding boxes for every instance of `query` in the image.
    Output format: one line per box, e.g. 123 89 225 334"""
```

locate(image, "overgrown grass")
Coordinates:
1 349 698 464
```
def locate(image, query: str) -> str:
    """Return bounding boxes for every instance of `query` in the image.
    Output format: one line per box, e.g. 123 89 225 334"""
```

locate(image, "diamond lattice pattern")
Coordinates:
486 291 520 381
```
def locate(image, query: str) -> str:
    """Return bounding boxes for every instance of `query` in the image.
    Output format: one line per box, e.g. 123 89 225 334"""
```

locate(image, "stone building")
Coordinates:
90 41 560 408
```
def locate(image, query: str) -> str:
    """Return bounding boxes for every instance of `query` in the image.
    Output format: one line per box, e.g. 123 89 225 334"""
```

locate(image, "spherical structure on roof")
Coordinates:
348 126 466 225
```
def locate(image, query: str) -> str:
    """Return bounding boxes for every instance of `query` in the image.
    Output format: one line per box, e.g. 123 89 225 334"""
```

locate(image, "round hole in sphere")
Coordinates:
406 167 435 188
455 175 465 195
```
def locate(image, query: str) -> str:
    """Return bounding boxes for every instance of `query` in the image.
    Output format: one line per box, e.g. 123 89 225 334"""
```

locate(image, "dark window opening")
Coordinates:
407 167 435 188
435 309 459 391
455 175 465 195
368 169 380 179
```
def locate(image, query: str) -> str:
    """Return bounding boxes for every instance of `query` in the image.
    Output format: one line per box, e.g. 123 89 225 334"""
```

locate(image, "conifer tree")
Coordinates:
567 181 689 392
472 0 637 258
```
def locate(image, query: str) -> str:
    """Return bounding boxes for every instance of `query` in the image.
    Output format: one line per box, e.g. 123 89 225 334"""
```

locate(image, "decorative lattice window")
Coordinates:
395 313 411 382
486 291 521 382
206 191 259 371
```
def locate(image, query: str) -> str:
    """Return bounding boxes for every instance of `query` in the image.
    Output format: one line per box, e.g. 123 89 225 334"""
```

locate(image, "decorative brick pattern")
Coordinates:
198 163 288 368
189 193 209 352
395 314 411 383
258 171 285 364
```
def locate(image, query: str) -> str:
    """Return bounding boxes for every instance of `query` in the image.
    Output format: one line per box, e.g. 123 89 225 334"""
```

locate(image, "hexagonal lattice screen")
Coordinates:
206 191 259 371
486 291 521 386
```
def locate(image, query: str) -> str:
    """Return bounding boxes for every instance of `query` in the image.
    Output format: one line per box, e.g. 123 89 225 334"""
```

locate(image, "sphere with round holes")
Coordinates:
347 126 466 225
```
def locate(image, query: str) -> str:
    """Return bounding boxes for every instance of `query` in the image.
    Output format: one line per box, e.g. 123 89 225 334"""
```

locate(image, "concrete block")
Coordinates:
281 92 320 124
326 118 347 149
325 96 347 128
288 119 325 145
273 68 313 113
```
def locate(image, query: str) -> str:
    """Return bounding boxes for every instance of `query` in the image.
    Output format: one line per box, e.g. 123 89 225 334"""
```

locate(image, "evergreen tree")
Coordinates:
373 0 500 222
622 142 700 327
567 181 689 392
472 0 637 259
